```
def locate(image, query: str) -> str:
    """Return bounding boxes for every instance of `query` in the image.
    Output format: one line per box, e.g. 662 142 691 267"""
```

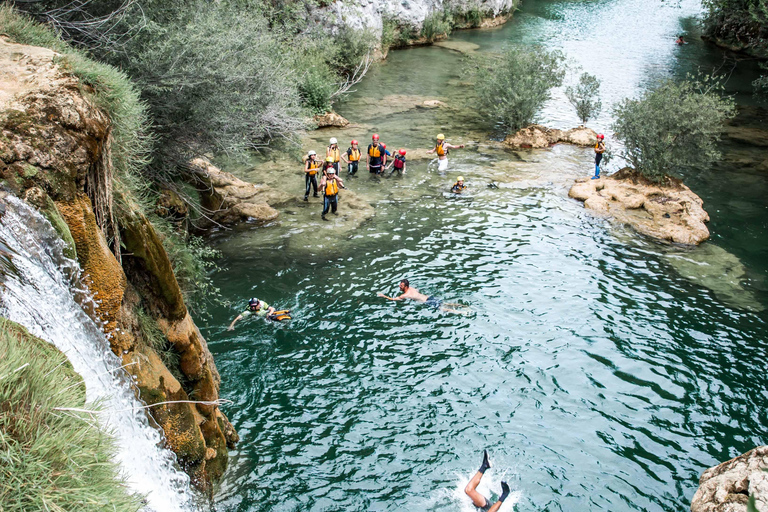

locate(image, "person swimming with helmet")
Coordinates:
464 450 511 512
451 176 466 193
427 133 464 172
377 279 468 314
228 298 276 330
592 134 605 179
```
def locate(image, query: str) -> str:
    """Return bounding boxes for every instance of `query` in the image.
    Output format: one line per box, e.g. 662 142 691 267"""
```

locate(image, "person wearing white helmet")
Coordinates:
326 137 341 173
304 150 321 201
318 167 346 221
427 133 464 171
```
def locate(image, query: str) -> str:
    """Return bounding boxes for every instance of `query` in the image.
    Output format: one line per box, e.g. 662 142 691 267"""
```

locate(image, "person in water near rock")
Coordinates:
367 134 385 174
342 139 361 175
304 150 321 201
326 137 341 173
386 148 407 175
228 298 275 330
451 176 467 193
319 167 346 221
592 134 605 179
465 450 511 512
427 133 465 171
377 279 467 313
676 35 686 45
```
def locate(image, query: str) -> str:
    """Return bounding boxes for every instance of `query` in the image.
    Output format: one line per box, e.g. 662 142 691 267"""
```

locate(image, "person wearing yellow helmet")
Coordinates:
451 176 466 194
323 155 335 177
427 133 465 171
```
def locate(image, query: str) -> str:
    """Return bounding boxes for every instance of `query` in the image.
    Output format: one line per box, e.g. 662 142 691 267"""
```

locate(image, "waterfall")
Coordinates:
0 195 199 512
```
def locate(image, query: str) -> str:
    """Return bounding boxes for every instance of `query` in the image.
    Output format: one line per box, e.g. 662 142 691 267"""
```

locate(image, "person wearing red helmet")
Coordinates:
379 143 391 170
592 133 606 179
386 148 407 175
342 139 361 175
367 134 385 174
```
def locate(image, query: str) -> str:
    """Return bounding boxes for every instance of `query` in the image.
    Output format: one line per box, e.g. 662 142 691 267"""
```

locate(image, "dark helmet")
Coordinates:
248 297 260 307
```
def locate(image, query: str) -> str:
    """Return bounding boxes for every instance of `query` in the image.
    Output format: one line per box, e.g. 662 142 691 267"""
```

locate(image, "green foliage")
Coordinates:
381 17 398 52
421 11 453 42
566 72 602 125
703 0 768 55
0 4 67 51
468 45 565 132
611 75 736 182
0 318 142 512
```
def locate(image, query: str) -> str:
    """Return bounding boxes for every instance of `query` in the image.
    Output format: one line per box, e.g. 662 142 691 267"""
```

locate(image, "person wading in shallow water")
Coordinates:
367 133 385 174
464 450 511 512
304 150 321 201
326 137 341 173
319 168 346 221
377 279 467 314
592 133 605 179
342 139 362 175
427 133 464 171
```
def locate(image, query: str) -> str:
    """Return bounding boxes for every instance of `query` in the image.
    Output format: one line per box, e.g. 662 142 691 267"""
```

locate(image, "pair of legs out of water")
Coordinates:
465 450 511 512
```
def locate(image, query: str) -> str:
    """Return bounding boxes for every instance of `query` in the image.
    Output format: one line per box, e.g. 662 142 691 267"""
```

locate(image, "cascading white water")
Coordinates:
0 195 199 512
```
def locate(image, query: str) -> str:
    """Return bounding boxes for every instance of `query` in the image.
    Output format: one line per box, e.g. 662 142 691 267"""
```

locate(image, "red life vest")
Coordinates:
393 156 405 169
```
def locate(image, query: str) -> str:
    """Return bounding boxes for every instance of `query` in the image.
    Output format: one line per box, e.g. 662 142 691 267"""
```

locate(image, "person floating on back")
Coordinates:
377 279 468 314
427 133 464 171
342 139 362 175
228 298 276 330
592 134 605 179
465 450 511 512
304 150 321 201
326 137 341 173
451 176 467 193
319 167 346 221
367 134 385 174
386 149 407 175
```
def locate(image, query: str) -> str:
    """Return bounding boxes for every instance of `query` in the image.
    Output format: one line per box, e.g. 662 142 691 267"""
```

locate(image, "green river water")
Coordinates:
206 1 768 510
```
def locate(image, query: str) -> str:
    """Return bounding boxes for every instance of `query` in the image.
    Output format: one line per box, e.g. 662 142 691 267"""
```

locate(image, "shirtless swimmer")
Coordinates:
377 279 467 314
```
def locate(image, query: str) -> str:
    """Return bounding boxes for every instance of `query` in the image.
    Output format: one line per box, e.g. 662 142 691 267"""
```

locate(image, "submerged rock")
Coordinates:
691 446 768 512
313 111 350 128
504 124 598 149
568 168 710 245
433 40 480 54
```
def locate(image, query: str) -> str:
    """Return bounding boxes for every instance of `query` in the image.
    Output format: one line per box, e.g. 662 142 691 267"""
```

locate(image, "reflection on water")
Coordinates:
209 0 768 510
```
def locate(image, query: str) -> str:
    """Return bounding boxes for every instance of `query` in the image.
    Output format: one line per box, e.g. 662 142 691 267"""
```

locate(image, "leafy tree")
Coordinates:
611 76 736 183
566 72 602 125
469 45 565 132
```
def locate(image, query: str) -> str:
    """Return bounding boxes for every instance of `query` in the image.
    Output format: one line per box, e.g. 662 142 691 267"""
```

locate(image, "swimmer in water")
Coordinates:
465 450 510 512
377 279 468 314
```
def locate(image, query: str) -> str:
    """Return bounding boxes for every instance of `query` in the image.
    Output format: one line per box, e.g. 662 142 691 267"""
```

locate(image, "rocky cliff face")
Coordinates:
691 446 768 512
317 0 519 37
0 36 236 490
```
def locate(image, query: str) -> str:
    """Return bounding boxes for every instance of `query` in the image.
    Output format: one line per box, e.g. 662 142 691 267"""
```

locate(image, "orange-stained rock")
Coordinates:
56 194 128 346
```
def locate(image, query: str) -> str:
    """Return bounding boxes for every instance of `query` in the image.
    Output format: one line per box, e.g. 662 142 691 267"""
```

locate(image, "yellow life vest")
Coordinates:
306 158 321 175
349 148 361 161
436 142 446 156
327 146 340 162
595 142 605 153
368 144 382 158
325 178 339 196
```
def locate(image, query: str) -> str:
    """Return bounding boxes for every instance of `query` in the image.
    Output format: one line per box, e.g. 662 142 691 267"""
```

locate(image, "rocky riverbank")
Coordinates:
568 168 710 245
691 446 768 512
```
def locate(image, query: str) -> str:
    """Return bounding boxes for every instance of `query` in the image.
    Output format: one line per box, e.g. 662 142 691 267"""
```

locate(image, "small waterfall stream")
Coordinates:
0 195 199 512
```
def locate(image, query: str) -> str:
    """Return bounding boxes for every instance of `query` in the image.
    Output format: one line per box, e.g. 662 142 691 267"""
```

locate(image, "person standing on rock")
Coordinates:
319 168 346 221
326 137 341 173
367 134 385 174
592 133 605 179
464 450 511 512
427 133 464 172
342 139 362 175
304 150 321 201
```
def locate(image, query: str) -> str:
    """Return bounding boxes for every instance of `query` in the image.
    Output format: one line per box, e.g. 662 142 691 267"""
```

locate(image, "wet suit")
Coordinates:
594 141 605 178
305 158 320 199
347 147 361 175
368 143 384 174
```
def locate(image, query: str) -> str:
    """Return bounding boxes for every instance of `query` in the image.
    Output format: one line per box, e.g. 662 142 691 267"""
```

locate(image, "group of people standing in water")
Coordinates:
303 132 466 220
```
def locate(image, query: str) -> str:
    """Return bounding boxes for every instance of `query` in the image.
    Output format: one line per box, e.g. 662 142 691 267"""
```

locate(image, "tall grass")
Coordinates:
0 317 142 512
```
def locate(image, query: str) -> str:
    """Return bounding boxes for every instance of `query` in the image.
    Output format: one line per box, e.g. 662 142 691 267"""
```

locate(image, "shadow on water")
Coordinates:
208 0 768 510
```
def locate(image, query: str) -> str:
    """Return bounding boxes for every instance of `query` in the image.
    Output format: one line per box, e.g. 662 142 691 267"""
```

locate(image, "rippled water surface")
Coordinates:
208 1 768 510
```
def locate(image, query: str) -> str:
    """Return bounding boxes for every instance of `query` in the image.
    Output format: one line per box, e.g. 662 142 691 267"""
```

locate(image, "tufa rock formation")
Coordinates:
0 36 237 489
505 124 599 149
568 168 710 245
313 111 350 128
691 446 768 512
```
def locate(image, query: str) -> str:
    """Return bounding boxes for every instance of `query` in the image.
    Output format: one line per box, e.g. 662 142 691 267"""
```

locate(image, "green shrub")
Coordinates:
453 7 485 28
331 28 378 73
469 45 565 132
611 76 736 183
381 17 398 52
421 11 453 42
0 318 142 512
565 72 602 125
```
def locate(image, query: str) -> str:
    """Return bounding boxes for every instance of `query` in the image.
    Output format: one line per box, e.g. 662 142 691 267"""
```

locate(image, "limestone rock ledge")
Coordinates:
313 111 350 128
568 168 710 245
691 446 768 512
0 37 237 489
505 124 598 149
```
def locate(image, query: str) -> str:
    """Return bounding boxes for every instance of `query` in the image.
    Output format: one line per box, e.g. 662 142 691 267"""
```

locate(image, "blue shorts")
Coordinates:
425 296 442 309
